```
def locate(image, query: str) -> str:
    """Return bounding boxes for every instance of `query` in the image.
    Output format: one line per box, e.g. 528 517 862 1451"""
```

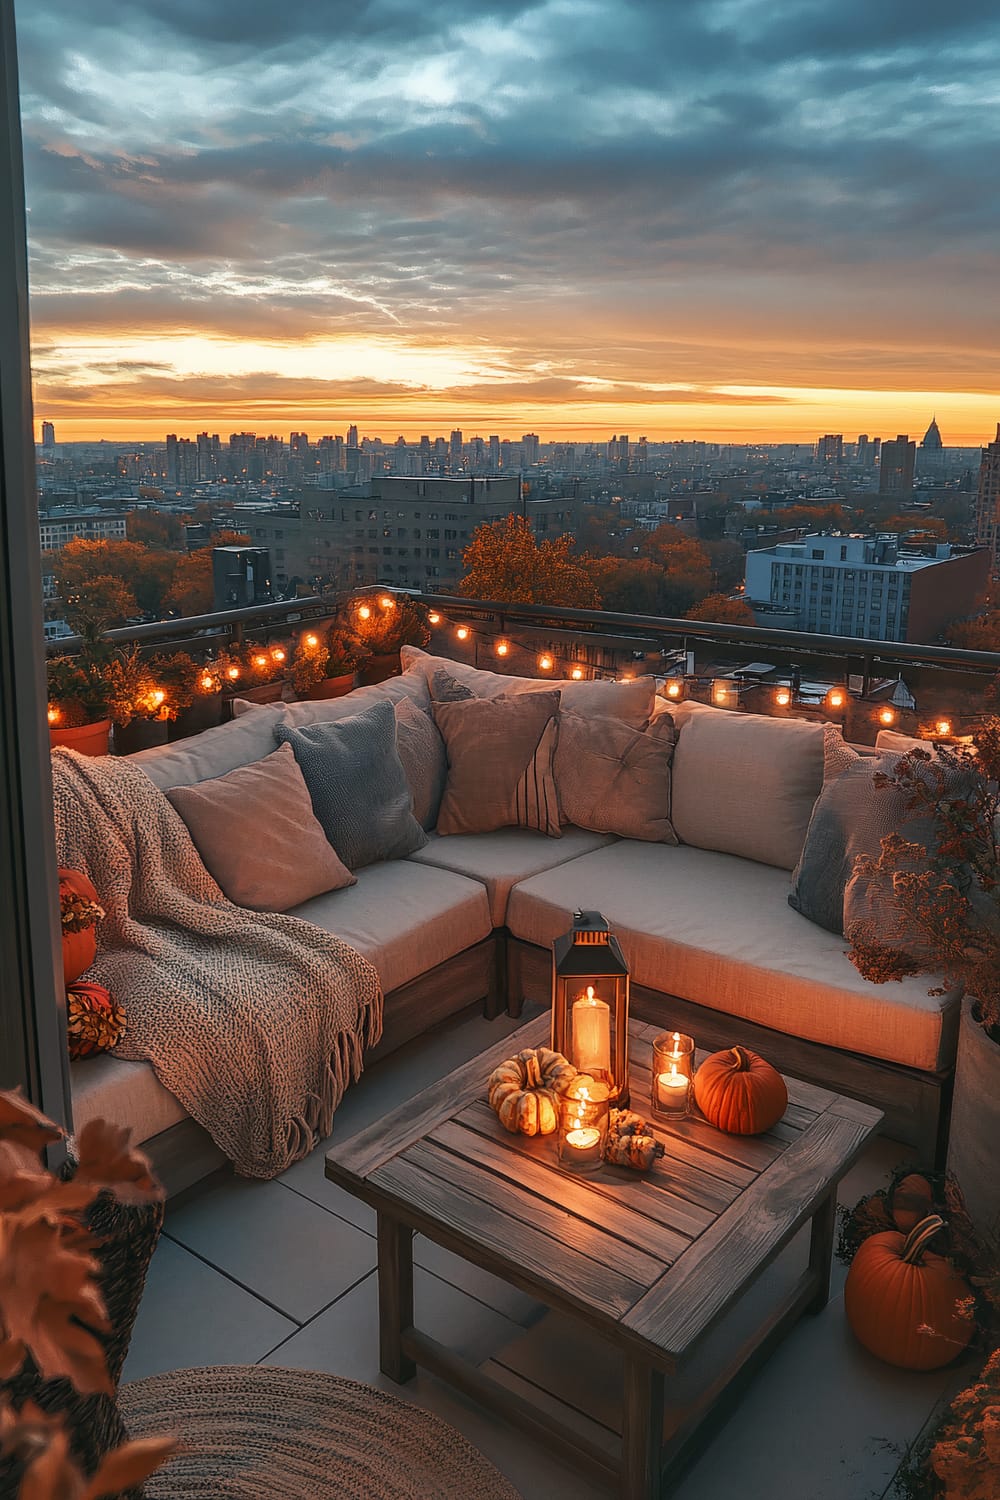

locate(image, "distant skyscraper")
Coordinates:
817 434 843 464
449 430 463 469
347 424 359 450
41 420 55 447
489 434 501 472
878 434 916 494
521 433 540 466
974 424 1000 575
856 434 870 466
921 416 943 451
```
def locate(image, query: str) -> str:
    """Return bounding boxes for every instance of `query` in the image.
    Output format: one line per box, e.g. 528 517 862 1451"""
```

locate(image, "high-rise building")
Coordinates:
488 435 501 472
856 434 871 466
41 420 55 447
521 433 540 466
921 416 943 451
817 434 843 464
347 424 359 450
974 424 1000 575
449 430 463 469
878 434 916 494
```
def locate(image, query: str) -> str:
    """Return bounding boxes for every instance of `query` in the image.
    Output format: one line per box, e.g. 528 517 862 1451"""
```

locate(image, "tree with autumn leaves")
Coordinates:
457 515 600 608
51 531 250 625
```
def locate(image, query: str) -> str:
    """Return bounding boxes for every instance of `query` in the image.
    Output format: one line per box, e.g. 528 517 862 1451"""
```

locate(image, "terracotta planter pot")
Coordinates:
303 672 357 701
946 998 1000 1246
113 718 170 755
49 719 111 757
168 693 223 742
357 652 400 686
230 680 285 705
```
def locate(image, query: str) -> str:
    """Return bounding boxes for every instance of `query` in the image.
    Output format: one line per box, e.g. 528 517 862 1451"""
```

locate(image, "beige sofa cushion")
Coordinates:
71 1053 187 1146
408 826 617 925
133 674 432 792
669 701 825 870
401 646 656 727
285 860 492 995
505 840 958 1072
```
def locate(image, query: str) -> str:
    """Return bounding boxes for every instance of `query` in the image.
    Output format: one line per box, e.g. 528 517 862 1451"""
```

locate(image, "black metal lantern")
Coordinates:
551 910 630 1106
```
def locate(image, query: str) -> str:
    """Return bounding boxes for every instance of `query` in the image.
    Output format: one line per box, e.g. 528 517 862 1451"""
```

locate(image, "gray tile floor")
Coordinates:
125 1007 966 1498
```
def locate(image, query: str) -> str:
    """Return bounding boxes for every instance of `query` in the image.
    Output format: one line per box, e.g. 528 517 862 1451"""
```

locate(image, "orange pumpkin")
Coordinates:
844 1214 974 1370
58 868 103 985
693 1045 788 1135
891 1172 935 1233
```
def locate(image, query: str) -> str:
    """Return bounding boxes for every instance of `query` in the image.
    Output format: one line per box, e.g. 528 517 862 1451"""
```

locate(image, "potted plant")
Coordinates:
46 653 114 756
153 651 224 741
292 623 367 700
847 721 1000 1246
224 640 291 706
108 647 173 755
351 592 430 684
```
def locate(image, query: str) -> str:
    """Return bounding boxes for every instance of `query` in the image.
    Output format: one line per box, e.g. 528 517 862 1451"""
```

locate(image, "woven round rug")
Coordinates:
119 1365 523 1499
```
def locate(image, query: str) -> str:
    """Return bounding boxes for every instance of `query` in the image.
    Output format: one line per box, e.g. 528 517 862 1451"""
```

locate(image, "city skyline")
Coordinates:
18 0 1000 443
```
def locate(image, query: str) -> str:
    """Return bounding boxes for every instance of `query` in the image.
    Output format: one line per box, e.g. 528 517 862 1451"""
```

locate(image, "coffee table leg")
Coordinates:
377 1213 416 1383
621 1353 664 1499
807 1189 837 1313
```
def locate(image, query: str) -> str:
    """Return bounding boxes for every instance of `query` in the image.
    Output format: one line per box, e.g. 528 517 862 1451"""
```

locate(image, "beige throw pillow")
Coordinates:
554 710 678 842
432 691 562 837
668 700 826 870
166 742 356 910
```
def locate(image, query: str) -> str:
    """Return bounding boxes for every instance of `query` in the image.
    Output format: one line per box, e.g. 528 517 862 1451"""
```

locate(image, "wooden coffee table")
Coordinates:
326 1016 882 1498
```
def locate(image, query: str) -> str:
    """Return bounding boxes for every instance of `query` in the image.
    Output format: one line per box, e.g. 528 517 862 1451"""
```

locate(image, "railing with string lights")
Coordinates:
45 586 1000 747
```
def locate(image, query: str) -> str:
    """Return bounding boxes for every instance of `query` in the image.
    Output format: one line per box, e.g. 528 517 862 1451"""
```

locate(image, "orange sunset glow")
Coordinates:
17 1 1000 443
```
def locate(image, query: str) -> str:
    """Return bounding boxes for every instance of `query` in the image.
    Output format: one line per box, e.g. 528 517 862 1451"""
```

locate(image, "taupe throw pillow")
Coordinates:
554 710 678 842
166 742 356 910
432 691 562 837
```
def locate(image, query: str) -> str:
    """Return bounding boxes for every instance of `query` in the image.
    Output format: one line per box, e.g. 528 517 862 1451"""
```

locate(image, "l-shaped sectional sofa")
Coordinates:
69 647 958 1192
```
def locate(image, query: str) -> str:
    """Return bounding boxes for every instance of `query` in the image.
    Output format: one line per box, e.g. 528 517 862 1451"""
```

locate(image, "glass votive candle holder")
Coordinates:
558 1075 610 1172
651 1032 694 1121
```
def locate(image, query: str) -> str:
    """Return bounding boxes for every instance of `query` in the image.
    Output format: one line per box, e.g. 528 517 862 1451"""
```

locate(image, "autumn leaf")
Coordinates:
82 1434 177 1498
0 1092 63 1159
0 1216 111 1394
74 1119 162 1205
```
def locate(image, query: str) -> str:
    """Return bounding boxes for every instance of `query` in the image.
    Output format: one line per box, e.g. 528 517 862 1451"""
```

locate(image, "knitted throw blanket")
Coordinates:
51 749 383 1178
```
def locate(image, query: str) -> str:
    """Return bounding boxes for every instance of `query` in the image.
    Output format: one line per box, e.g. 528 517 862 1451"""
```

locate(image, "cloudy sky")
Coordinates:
17 0 1000 443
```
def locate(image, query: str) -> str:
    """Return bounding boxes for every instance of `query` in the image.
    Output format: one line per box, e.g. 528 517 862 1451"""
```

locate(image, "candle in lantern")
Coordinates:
558 1076 610 1171
563 1126 602 1165
571 986 611 1077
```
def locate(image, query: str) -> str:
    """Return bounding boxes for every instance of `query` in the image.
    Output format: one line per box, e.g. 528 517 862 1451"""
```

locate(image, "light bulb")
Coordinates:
379 594 395 610
456 625 470 641
879 707 896 727
304 633 319 648
358 604 371 621
495 640 510 657
775 687 791 707
150 688 165 707
227 665 240 680
665 680 682 700
538 653 553 672
253 654 267 669
935 719 952 737
47 705 60 725
200 673 214 692
271 647 286 663
826 688 845 710
570 666 584 680
428 612 442 625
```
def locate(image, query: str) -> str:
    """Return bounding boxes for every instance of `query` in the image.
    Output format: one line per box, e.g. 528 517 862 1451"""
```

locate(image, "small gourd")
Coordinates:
604 1109 664 1170
844 1214 974 1370
59 868 104 986
693 1045 787 1135
487 1047 578 1136
890 1172 935 1233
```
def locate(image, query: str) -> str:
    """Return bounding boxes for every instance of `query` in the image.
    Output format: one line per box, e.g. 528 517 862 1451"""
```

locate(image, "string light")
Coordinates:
711 678 735 708
826 688 846 711
47 705 60 725
495 639 510 657
774 686 791 707
878 706 896 727
304 633 319 649
226 665 241 681
428 612 442 626
537 653 554 672
379 595 395 610
253 653 268 669
664 680 683 700
570 666 584 680
199 673 215 692
271 647 286 664
456 625 470 641
935 719 952 737
358 604 371 621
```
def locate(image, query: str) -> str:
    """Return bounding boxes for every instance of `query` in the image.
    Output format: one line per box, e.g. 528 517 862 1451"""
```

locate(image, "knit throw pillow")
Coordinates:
554 709 678 842
432 690 562 837
276 699 427 868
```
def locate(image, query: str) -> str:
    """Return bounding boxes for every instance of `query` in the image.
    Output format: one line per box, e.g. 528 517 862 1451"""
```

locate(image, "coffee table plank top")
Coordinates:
327 1016 882 1368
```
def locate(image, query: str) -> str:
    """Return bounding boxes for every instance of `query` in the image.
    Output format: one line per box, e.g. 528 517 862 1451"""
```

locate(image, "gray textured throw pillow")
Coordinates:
394 697 447 830
275 699 426 869
554 709 678 841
